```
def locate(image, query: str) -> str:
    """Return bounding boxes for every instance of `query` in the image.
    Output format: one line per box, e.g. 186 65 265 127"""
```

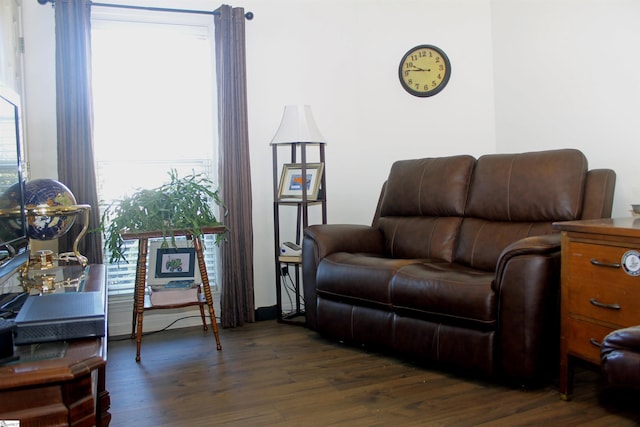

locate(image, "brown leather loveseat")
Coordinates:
302 149 615 385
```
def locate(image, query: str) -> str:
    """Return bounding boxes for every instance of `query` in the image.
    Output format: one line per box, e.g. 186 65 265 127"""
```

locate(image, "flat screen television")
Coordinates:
0 86 29 284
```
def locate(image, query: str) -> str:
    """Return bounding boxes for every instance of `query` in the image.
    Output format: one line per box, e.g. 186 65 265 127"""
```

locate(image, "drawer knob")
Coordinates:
589 298 621 310
590 258 621 269
589 338 602 348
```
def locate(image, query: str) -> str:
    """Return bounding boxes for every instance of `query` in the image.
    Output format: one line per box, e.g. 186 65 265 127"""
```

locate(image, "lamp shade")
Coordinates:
270 105 326 144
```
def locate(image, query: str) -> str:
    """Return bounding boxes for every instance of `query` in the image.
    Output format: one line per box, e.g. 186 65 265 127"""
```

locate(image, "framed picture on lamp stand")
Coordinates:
277 162 324 200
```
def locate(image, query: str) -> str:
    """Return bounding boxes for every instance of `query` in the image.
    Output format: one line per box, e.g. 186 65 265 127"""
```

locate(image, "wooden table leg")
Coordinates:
559 354 574 400
131 238 146 340
197 290 208 331
559 333 575 400
134 238 149 362
96 364 111 426
194 235 222 351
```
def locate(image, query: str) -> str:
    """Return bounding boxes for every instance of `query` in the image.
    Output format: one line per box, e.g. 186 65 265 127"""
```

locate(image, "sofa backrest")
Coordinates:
376 155 475 261
455 148 592 271
464 149 588 222
581 168 616 220
374 149 616 270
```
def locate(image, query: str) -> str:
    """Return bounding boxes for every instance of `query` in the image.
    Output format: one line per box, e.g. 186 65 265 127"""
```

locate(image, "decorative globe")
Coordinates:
23 179 77 240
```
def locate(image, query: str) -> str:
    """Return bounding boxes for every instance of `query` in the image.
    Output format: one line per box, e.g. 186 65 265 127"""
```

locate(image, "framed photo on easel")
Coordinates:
277 162 324 200
155 247 195 278
147 239 202 287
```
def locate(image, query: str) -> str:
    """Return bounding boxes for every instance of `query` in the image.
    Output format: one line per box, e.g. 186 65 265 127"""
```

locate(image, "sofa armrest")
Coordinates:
304 224 385 258
603 326 640 354
493 233 562 382
494 233 561 290
302 224 385 329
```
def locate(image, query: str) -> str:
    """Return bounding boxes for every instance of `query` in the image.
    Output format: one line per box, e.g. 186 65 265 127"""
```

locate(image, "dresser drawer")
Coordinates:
566 317 615 365
565 241 640 325
556 220 640 398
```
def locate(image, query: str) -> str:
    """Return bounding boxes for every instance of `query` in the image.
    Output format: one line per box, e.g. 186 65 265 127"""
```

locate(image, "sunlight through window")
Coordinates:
91 14 219 297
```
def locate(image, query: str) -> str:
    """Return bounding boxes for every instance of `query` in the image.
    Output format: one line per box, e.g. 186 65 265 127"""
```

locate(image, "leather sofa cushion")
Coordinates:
380 155 474 217
316 252 426 308
390 262 496 328
317 253 496 329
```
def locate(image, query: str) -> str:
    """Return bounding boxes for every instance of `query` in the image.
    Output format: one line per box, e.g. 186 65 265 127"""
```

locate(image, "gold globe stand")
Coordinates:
0 204 91 294
0 204 91 266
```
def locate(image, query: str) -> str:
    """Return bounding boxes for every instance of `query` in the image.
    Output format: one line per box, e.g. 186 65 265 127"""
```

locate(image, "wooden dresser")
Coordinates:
554 218 640 400
0 264 110 426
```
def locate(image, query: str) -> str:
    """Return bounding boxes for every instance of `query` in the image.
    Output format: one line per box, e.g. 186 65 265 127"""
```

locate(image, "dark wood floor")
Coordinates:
106 321 640 426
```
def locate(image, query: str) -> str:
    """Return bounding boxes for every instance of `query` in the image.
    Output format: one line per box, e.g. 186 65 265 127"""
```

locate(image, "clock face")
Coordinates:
399 45 451 97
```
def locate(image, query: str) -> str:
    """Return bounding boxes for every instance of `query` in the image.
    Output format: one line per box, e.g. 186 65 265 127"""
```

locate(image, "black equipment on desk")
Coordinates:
13 292 105 345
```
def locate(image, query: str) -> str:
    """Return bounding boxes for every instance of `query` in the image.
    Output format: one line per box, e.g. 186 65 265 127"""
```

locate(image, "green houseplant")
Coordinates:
100 170 225 263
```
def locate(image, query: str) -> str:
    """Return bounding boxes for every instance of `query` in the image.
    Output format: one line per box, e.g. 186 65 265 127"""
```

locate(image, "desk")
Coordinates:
0 264 110 426
554 218 640 400
120 227 224 362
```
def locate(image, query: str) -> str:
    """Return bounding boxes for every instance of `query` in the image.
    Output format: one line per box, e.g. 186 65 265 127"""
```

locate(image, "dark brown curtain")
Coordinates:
214 5 255 328
54 0 103 264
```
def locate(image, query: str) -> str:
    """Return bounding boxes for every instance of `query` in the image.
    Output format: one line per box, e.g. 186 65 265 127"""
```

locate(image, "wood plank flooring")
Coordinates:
106 321 640 426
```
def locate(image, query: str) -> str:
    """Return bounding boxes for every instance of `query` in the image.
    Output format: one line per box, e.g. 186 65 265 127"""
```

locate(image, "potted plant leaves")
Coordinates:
100 170 225 263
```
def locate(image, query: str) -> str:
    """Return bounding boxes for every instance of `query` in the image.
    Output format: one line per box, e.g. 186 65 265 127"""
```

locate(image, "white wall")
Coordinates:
19 0 636 311
491 0 640 217
21 0 55 180
243 0 496 308
20 0 56 256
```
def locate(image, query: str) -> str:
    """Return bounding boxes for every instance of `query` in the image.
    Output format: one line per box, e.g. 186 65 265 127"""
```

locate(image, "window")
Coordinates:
91 12 219 298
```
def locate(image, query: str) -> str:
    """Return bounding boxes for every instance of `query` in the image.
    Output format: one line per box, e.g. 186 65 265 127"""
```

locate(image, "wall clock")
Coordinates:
398 44 451 97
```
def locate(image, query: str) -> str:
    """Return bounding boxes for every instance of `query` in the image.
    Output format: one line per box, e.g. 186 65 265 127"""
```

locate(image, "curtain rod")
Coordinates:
36 0 254 20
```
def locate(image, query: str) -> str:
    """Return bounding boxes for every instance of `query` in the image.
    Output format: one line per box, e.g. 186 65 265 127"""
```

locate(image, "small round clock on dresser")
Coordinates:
398 44 451 97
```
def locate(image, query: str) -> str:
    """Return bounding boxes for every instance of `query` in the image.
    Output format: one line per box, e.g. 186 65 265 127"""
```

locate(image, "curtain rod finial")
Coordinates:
245 11 254 20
